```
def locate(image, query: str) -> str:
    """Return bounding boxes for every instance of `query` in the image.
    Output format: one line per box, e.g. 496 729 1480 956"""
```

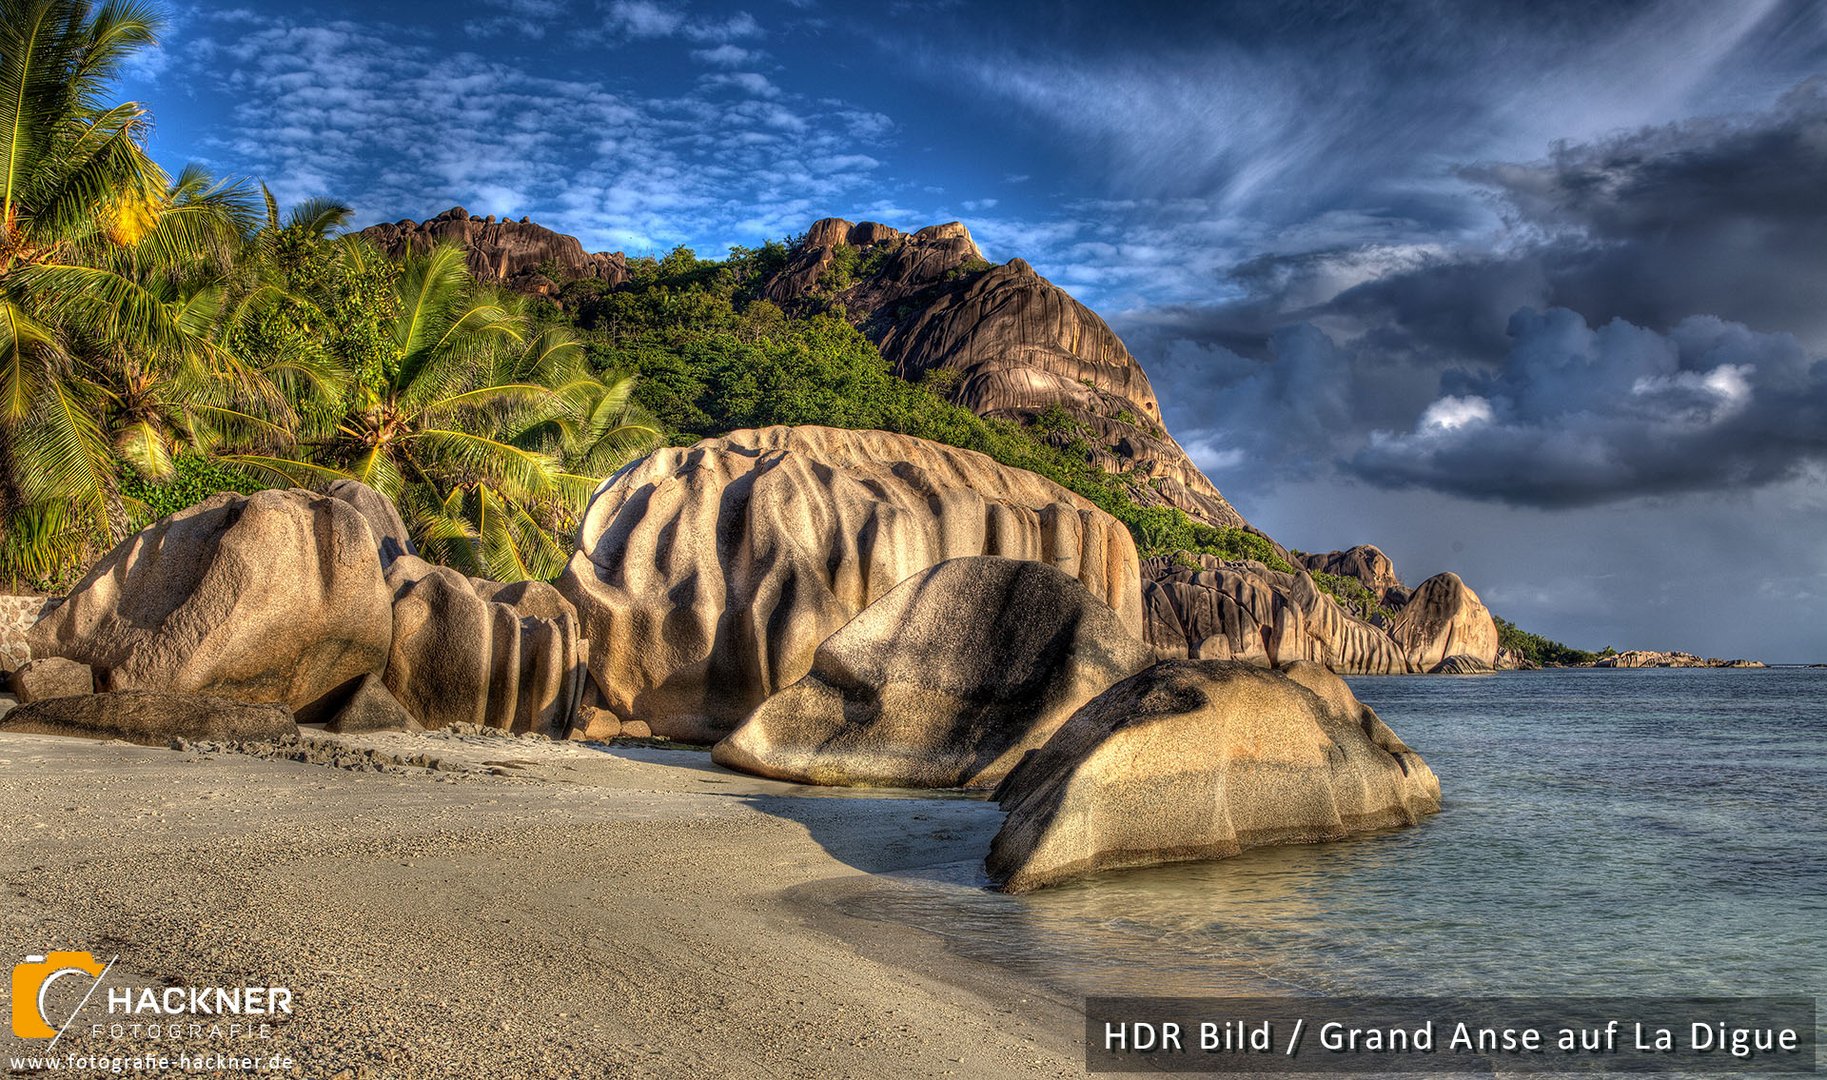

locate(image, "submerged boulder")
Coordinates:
1385 572 1499 672
714 557 1155 789
1430 654 1494 675
987 659 1441 893
557 425 1143 743
0 690 297 746
28 490 394 715
384 556 586 737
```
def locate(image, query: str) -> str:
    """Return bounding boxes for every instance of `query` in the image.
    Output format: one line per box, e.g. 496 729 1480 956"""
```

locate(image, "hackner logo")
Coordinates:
10 951 114 1045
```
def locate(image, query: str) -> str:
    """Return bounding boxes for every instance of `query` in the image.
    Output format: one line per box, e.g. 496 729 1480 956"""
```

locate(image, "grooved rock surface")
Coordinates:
713 557 1155 789
760 218 1250 531
1385 572 1500 672
0 690 297 746
987 659 1441 892
1142 555 1411 674
1297 544 1409 607
1430 654 1495 675
557 425 1144 743
383 556 586 738
28 490 394 713
360 207 628 293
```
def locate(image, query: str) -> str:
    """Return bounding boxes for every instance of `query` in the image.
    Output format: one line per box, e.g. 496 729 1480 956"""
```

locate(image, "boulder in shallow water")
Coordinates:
28 490 394 714
986 658 1440 892
0 690 297 746
1385 572 1499 672
1430 654 1494 675
557 425 1144 743
713 557 1155 789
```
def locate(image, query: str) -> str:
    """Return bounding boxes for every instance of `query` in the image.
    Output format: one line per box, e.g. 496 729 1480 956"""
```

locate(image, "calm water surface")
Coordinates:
848 668 1827 1002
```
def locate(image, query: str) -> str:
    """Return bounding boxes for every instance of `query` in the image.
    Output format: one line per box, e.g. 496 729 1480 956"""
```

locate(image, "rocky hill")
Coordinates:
758 218 1251 531
360 207 628 296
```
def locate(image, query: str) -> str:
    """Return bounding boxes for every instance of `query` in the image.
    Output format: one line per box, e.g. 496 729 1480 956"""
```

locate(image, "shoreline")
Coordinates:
0 728 1084 1078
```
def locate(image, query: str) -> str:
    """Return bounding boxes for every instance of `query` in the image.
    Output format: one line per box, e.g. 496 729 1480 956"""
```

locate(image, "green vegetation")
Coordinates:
0 3 659 586
1312 571 1395 622
1494 616 1614 667
0 0 253 569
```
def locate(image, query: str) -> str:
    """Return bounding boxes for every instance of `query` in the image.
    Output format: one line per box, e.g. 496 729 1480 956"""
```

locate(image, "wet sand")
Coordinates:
0 723 1083 1078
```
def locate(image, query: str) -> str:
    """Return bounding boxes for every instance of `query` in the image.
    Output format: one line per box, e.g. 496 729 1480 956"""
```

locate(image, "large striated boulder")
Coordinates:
28 490 394 716
0 690 297 746
987 659 1441 893
713 557 1155 789
360 207 628 293
383 556 586 737
1142 555 1411 674
1384 572 1499 672
760 218 1251 531
557 425 1144 743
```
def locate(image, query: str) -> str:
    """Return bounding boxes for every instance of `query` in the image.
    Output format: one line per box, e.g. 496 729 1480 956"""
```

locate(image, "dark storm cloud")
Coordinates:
1130 76 1827 508
1352 308 1827 507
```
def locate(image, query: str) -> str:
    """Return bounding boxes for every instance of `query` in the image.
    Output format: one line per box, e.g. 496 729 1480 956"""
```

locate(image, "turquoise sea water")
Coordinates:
848 668 1827 1004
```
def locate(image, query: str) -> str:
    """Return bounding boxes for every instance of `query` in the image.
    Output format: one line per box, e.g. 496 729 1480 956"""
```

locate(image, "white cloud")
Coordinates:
690 44 758 67
1419 395 1493 433
190 9 888 258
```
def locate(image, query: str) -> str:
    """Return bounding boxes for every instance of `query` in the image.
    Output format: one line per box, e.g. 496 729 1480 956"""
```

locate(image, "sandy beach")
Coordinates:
0 716 1083 1078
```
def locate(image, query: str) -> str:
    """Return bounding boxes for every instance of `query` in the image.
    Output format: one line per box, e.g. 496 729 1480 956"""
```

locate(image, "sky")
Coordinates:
118 0 1827 660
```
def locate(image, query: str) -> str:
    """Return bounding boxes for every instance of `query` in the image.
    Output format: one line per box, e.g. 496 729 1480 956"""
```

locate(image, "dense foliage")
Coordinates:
0 2 659 586
1494 616 1613 667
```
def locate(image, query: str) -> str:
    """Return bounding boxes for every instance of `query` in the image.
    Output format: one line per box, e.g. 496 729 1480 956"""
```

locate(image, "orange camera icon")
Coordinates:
11 952 107 1039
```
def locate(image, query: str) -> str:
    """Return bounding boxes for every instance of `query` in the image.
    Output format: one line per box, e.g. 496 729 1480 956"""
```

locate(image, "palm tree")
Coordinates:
0 0 257 571
241 244 661 581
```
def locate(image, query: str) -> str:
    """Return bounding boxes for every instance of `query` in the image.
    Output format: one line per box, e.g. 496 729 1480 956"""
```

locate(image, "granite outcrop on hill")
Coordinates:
757 218 1253 532
1297 544 1409 607
360 207 628 295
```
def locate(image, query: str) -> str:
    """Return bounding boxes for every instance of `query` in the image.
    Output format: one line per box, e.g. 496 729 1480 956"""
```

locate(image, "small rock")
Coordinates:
11 657 95 703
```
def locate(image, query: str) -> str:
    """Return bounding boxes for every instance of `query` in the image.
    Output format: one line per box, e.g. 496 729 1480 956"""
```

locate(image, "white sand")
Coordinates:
0 726 1083 1078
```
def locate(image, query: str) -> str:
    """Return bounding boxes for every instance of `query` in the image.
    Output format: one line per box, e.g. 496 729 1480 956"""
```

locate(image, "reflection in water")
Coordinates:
843 669 1827 1004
